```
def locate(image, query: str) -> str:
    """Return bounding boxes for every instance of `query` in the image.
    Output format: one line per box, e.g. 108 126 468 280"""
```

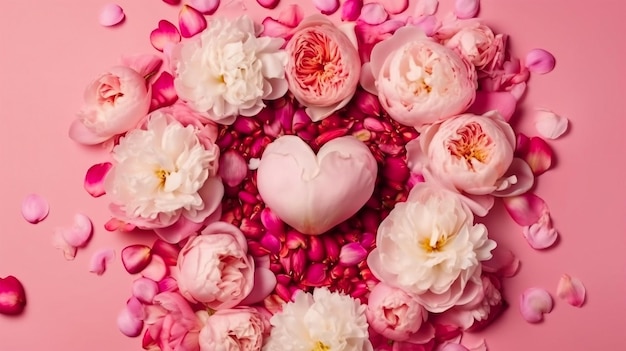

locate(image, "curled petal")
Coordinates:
141 255 168 282
132 278 159 304
523 210 558 249
341 0 363 21
515 133 530 156
257 0 280 9
0 276 27 315
53 232 77 260
117 308 143 337
359 3 388 25
122 245 152 274
454 0 479 19
535 109 568 139
178 5 207 38
556 274 586 307
525 48 556 74
84 162 112 197
313 0 340 15
502 193 547 226
286 230 307 249
188 0 220 14
380 0 409 14
339 242 367 266
89 248 115 275
150 71 177 111
150 20 181 52
61 214 93 247
21 194 49 224
523 137 553 176
261 5 303 39
519 288 553 323
99 4 125 27
415 0 439 16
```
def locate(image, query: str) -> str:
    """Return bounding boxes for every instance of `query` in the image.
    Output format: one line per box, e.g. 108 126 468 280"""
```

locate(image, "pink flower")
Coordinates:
143 292 204 351
361 26 477 131
175 222 255 310
69 66 151 145
285 15 361 121
198 307 270 351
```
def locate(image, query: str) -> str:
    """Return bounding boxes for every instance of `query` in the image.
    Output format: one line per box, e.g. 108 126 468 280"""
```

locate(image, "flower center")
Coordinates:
420 236 448 253
447 122 492 171
155 169 170 188
294 30 346 93
312 341 330 351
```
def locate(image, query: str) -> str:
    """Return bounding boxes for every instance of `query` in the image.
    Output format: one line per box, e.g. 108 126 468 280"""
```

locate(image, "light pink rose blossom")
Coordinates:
143 292 204 351
176 222 255 310
361 26 477 131
285 15 361 121
69 66 151 145
199 307 270 351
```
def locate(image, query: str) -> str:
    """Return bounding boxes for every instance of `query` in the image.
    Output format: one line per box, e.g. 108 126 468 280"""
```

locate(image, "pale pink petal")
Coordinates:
408 15 440 37
313 0 340 15
153 214 205 244
89 248 115 275
556 274 586 307
502 193 547 226
467 91 517 121
121 245 152 274
239 266 277 305
415 0 438 16
141 255 168 282
257 0 280 9
117 308 143 337
341 0 363 21
534 109 568 139
188 0 220 14
121 54 163 78
61 213 93 247
379 0 409 14
525 48 556 74
219 150 249 187
359 3 388 25
454 0 479 19
150 20 181 52
68 119 111 145
132 278 159 304
523 137 553 175
21 194 49 224
178 5 207 38
509 82 527 100
523 209 558 249
53 232 77 260
84 162 112 197
519 288 553 323
468 339 487 351
99 4 125 27
482 247 520 278
150 71 178 111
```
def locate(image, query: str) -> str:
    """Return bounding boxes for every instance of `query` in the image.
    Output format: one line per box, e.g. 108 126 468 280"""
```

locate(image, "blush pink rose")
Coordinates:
69 66 150 145
285 15 361 122
175 222 255 310
361 26 477 131
143 292 203 351
199 307 270 351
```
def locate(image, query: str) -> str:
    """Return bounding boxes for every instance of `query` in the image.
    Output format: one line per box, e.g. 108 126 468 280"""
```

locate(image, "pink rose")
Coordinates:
361 26 477 131
69 66 150 145
143 292 203 351
176 222 255 310
199 307 270 351
285 15 361 121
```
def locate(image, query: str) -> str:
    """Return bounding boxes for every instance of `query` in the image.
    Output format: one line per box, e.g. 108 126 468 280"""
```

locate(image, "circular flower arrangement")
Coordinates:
49 1 583 350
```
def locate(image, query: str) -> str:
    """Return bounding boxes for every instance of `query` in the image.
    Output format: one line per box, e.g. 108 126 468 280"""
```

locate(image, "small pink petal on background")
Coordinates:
557 274 586 307
150 72 178 111
21 194 49 224
0 276 27 315
162 0 181 4
84 162 112 197
104 218 136 232
313 0 340 15
523 137 553 175
179 5 207 38
89 248 115 275
189 0 220 14
535 109 568 139
99 4 125 27
341 0 363 21
454 0 479 19
150 20 181 52
257 0 280 10
502 193 547 226
525 48 556 74
132 278 159 304
121 244 152 274
359 3 388 25
520 287 553 323
523 209 558 249
53 232 78 260
415 0 438 16
61 213 93 248
117 308 143 337
440 343 469 351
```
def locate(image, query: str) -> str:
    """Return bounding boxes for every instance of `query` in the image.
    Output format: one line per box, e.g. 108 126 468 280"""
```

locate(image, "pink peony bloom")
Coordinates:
199 307 270 351
143 292 204 351
285 15 361 121
69 66 151 145
175 222 255 310
361 26 477 131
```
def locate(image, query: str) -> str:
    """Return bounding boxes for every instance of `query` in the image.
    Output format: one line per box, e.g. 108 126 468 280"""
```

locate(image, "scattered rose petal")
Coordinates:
132 278 159 304
60 213 93 248
359 3 388 25
240 266 277 305
519 288 553 323
509 82 527 100
261 4 304 39
151 239 180 266
141 255 168 281
150 71 178 111
379 0 409 14
150 20 181 52
525 48 556 74
341 0 363 21
556 274 586 307
53 232 78 260
21 194 49 224
502 193 547 226
121 245 152 274
89 248 115 275
104 218 136 232
454 0 479 19
523 209 558 249
99 4 125 27
535 109 568 139
189 0 220 14
0 276 27 315
219 150 248 187
257 0 280 9
313 0 340 15
339 242 368 266
84 163 112 197
117 308 143 337
162 0 181 4
523 137 553 175
178 5 207 38
482 248 520 278
415 0 438 16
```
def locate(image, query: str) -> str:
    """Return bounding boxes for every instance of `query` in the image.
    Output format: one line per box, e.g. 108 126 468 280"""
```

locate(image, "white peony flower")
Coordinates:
172 15 289 124
263 288 373 351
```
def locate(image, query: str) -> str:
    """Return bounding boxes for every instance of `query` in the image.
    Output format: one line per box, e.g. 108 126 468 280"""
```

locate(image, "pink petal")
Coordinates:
523 137 553 176
219 150 249 188
21 194 49 224
61 213 93 247
377 0 409 14
313 0 340 15
150 71 178 111
121 245 153 274
502 193 547 226
178 5 207 38
239 266 277 305
89 248 115 275
408 15 440 37
257 0 280 9
104 218 136 232
158 277 178 292
454 0 479 19
261 5 304 39
482 247 520 278
492 158 535 197
132 278 159 304
522 209 558 249
141 255 168 282
341 0 363 21
99 4 125 27
519 288 553 323
440 344 469 351
52 232 77 260
277 4 304 26
515 133 530 156
121 54 163 78
0 276 27 315
467 91 517 121
150 20 181 52
151 239 180 266
126 296 145 320
162 0 181 4
84 162 112 197
359 3 388 25
415 0 438 16
339 242 368 266
188 0 220 14
534 109 568 139
117 308 143 337
525 48 556 74
556 274 586 307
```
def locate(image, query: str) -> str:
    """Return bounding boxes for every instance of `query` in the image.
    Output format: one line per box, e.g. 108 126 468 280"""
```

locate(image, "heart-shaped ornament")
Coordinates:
257 135 378 235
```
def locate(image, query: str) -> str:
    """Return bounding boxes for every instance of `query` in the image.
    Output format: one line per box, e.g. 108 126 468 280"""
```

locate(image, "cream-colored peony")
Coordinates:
263 288 373 351
172 15 289 124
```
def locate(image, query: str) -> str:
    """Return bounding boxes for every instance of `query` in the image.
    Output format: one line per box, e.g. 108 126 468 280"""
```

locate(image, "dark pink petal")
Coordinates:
515 133 530 157
519 288 553 323
379 0 409 14
141 255 168 281
21 194 49 224
158 277 178 292
341 0 363 21
502 193 547 226
121 54 163 78
467 91 517 121
0 276 27 315
84 162 112 197
535 109 568 139
415 0 438 16
99 4 125 27
53 232 77 260
359 3 388 25
257 0 280 9
188 0 220 14
525 49 556 74
149 71 178 111
339 243 367 266
162 0 180 4
150 20 181 52
132 278 159 304
260 208 285 234
61 213 93 247
454 0 479 19
556 274 586 307
313 0 340 15
240 266 277 305
151 239 180 266
121 245 152 274
89 248 115 275
117 308 143 337
523 137 553 175
126 296 145 320
302 263 328 286
178 5 207 38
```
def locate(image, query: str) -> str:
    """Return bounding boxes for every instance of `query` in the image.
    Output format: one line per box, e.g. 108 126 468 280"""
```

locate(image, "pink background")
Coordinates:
0 0 624 350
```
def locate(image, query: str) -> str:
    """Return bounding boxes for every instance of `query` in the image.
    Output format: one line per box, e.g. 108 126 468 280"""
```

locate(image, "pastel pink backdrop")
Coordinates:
0 0 624 350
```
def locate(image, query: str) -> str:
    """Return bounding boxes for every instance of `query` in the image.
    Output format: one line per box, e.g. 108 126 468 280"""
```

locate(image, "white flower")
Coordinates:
367 182 496 313
263 288 373 351
172 15 289 124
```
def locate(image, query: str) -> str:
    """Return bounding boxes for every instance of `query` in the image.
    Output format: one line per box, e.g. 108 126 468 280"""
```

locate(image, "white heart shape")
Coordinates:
257 135 378 235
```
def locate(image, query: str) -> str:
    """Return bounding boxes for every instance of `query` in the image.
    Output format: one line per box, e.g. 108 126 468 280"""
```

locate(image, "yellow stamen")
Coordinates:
312 341 330 351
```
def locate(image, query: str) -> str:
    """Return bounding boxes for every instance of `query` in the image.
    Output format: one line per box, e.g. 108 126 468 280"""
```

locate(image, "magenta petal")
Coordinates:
454 0 479 19
151 240 180 266
188 0 220 14
178 5 207 38
519 288 553 323
89 248 115 275
132 278 159 304
99 4 125 27
239 266 277 305
525 48 556 74
257 0 280 9
150 71 178 111
157 277 178 293
68 119 110 145
359 3 388 25
341 0 363 21
150 20 181 52
468 91 517 121
556 274 586 307
117 308 143 337
84 162 112 197
313 0 340 15
339 242 367 266
141 255 168 282
21 194 49 224
61 213 93 247
523 137 553 176
121 245 153 274
502 193 547 226
219 150 248 187
0 276 27 315
162 0 180 4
